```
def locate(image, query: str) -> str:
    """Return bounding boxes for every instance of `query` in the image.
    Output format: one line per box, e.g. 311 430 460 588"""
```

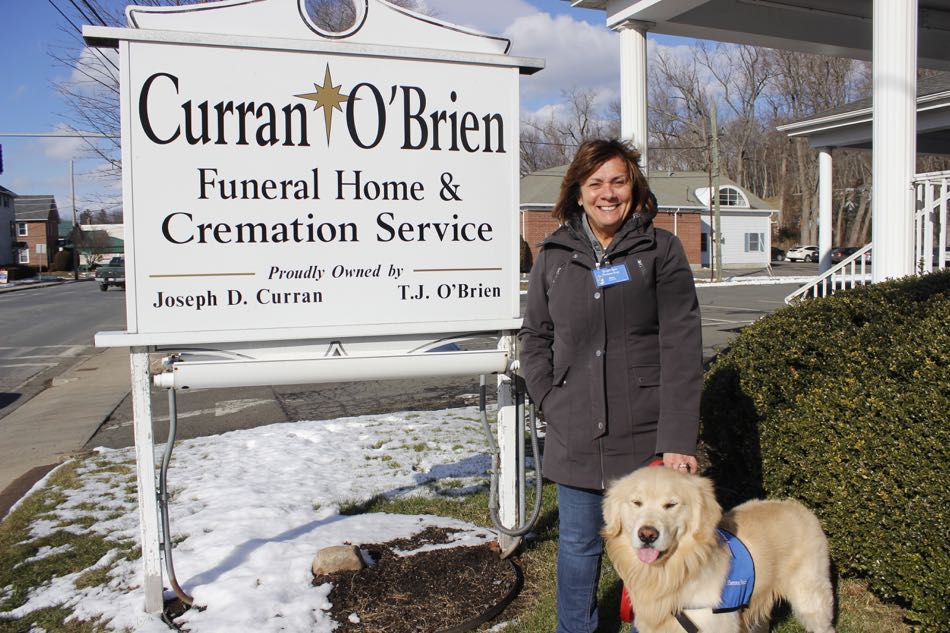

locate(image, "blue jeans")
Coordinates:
556 484 605 633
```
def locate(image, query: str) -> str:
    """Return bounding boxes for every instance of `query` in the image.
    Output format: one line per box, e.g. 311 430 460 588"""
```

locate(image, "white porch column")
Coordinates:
872 0 917 282
818 147 833 273
616 20 651 166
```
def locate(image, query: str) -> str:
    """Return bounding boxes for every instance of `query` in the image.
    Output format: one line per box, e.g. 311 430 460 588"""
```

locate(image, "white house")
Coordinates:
0 185 15 266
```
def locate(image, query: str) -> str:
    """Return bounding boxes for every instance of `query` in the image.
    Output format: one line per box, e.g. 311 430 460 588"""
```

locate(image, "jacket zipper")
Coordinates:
597 254 606 489
599 438 606 489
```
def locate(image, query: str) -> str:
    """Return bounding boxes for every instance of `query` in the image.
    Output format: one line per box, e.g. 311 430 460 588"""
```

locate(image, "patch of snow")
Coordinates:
4 406 499 632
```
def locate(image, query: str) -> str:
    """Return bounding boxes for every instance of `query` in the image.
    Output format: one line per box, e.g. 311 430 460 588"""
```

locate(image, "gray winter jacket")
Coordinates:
519 212 702 489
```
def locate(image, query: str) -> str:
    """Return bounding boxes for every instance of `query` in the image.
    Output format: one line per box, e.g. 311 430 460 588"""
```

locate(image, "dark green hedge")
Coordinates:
700 270 950 631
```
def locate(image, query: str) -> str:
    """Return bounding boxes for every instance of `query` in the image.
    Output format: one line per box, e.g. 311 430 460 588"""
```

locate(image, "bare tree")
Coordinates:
765 50 869 244
648 47 710 174
74 228 113 267
520 87 620 174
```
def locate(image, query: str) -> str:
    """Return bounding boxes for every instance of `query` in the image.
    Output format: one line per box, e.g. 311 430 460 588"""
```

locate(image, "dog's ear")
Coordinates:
601 484 624 539
689 476 723 540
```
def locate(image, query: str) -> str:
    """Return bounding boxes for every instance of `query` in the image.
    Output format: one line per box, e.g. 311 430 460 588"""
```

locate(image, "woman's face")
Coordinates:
577 156 633 243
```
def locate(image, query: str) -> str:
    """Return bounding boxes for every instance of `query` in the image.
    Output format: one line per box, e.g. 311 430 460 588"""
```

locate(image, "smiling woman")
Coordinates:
576 156 633 247
520 138 703 633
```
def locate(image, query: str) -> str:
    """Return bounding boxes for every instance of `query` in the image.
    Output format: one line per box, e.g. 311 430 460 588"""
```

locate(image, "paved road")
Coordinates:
697 282 797 359
0 281 125 418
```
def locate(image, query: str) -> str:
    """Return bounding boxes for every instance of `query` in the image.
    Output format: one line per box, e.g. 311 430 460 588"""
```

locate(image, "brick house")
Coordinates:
13 195 60 269
520 166 777 269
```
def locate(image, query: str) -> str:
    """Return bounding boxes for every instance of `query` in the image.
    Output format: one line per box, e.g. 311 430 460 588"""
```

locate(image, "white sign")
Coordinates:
100 0 541 344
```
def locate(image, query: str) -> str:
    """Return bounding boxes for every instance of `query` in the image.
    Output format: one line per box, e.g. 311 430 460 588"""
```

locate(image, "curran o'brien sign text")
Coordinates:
122 43 522 338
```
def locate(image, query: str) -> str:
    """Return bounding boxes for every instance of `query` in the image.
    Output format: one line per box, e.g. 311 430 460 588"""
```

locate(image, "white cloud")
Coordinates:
420 0 538 35
39 124 87 161
421 1 620 111
505 13 620 109
69 46 120 87
15 84 29 98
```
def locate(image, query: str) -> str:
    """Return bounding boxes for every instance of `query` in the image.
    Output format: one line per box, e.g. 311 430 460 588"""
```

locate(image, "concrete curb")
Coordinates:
0 278 94 293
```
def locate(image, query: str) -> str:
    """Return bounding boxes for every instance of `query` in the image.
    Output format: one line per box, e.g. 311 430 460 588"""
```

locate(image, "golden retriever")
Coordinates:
603 467 835 633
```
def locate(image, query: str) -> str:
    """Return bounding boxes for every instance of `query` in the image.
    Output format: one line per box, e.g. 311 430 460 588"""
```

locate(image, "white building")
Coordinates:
0 185 15 266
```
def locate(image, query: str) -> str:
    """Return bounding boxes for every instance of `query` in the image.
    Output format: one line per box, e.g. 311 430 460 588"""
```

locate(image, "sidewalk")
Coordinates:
694 263 814 286
0 347 131 518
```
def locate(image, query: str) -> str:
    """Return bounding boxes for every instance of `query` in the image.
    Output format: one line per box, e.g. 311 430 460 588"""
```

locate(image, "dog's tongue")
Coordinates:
637 547 660 564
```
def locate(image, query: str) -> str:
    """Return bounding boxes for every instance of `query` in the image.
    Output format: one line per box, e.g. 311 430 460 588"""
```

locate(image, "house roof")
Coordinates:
520 166 775 211
564 1 950 72
14 195 59 221
0 185 16 197
794 72 950 122
778 72 950 149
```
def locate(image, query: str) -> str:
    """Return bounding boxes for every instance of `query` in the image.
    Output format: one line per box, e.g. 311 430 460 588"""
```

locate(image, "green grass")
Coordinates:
0 459 140 632
0 606 108 633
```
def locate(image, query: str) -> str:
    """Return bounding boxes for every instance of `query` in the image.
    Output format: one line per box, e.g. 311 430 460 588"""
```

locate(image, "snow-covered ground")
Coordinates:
1 407 499 632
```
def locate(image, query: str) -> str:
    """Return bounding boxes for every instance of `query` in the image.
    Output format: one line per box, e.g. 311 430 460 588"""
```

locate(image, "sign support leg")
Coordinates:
496 334 520 554
130 347 163 613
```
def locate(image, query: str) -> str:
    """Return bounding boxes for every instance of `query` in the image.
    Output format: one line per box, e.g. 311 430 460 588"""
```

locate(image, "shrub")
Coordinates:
700 270 950 631
520 236 533 273
51 250 73 271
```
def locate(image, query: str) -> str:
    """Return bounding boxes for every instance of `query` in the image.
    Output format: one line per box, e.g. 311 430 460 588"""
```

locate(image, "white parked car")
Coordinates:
786 245 819 262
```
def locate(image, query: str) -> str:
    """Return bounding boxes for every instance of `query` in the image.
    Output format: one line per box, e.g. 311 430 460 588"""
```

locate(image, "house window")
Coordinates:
744 232 765 252
718 186 750 207
18 249 29 264
17 222 27 236
701 233 708 252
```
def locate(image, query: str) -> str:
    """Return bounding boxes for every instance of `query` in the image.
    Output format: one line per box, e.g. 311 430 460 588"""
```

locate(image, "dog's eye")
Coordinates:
663 502 678 510
631 500 642 507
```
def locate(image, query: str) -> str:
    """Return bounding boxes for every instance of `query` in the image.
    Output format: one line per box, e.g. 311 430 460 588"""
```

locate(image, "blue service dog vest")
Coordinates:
674 529 755 633
713 528 755 612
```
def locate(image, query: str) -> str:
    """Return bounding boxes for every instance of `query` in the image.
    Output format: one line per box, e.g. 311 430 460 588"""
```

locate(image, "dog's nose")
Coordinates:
638 526 659 544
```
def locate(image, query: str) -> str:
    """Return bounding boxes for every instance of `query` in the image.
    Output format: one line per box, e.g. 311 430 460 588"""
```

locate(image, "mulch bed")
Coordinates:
316 527 521 633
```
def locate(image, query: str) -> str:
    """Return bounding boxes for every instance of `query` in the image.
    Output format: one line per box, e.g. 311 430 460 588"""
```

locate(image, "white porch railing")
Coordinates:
914 170 950 273
785 243 872 303
785 171 950 304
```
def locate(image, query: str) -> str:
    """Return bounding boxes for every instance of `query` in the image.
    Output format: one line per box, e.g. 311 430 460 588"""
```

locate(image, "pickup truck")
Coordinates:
95 256 125 291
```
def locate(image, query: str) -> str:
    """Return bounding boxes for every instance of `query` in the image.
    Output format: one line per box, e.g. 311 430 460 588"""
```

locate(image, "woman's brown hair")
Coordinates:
552 139 655 225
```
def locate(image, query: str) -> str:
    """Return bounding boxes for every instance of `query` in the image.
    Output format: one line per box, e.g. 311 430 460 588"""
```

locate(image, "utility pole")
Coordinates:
70 160 79 280
711 100 723 282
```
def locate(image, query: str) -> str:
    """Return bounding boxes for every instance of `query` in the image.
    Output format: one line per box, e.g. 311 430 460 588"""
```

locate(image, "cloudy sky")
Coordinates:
0 0 687 213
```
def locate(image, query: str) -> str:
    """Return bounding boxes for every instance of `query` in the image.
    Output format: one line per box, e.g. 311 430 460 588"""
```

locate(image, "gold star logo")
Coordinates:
295 65 350 143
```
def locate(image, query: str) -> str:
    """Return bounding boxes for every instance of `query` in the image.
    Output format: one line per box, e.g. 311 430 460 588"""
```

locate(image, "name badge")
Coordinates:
592 263 630 288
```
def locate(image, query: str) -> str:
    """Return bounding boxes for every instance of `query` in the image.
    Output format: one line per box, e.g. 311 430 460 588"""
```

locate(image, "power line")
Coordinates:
521 139 707 151
0 132 116 138
65 0 97 27
79 0 109 26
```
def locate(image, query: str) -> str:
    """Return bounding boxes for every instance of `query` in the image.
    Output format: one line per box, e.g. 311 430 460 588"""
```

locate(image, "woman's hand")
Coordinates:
663 452 699 474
